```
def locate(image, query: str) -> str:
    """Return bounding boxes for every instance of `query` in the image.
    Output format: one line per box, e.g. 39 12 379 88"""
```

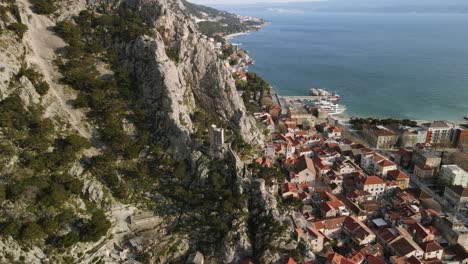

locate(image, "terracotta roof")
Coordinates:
424 242 443 252
366 255 385 264
362 176 385 185
307 227 324 238
313 216 346 230
388 169 410 180
368 126 397 136
284 257 297 264
282 182 298 193
373 153 386 163
407 188 432 200
240 257 255 264
378 159 395 167
390 237 418 256
396 148 413 156
415 163 434 170
406 255 423 264
407 222 432 241
296 155 316 174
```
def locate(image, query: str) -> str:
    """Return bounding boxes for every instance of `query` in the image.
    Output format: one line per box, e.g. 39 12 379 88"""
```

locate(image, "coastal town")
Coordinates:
208 37 468 263
243 90 467 263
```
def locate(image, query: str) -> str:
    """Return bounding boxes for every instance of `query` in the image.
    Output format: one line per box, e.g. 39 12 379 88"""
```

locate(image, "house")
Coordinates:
282 182 299 199
363 126 398 149
269 104 282 120
297 146 313 157
296 227 325 252
320 192 348 218
323 170 344 194
405 222 435 244
357 176 386 198
413 164 436 180
412 149 441 173
327 126 342 138
422 242 443 260
443 185 468 212
375 158 397 177
311 216 347 239
343 215 376 246
395 148 414 169
290 155 316 184
254 157 271 168
325 253 364 264
313 157 332 176
388 236 424 260
439 165 468 187
237 70 247 81
387 170 410 190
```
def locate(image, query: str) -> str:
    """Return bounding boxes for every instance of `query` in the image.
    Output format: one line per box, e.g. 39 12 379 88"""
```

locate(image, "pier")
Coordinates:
280 95 336 102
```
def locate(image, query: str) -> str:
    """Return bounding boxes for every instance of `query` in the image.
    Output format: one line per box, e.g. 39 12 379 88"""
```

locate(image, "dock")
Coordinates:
280 95 335 102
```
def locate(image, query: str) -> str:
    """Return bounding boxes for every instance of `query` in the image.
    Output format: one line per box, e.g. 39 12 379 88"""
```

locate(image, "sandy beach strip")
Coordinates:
224 31 250 41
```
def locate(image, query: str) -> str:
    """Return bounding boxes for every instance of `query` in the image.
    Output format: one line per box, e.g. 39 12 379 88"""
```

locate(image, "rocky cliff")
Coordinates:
0 0 266 262
111 0 264 159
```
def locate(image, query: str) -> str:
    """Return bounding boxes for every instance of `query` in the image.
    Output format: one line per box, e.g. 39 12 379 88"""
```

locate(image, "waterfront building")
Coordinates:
421 121 453 144
363 125 398 149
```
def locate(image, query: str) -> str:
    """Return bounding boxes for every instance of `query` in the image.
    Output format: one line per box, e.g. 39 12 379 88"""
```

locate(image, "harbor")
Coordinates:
273 87 347 117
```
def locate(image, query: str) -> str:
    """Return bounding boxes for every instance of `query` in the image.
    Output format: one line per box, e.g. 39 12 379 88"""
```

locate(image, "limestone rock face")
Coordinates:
119 0 264 159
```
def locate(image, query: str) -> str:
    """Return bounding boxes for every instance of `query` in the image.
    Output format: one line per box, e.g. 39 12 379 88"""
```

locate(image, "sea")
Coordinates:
221 6 468 121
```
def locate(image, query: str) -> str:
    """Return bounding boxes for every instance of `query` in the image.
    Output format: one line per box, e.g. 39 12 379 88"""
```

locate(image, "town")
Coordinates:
210 67 468 263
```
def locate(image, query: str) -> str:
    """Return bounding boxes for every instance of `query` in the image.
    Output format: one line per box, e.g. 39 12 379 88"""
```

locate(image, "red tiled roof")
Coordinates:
362 176 385 185
282 182 298 193
366 255 385 264
415 163 434 170
388 169 409 180
296 155 316 174
284 257 297 264
378 159 395 167
424 242 443 252
396 148 413 156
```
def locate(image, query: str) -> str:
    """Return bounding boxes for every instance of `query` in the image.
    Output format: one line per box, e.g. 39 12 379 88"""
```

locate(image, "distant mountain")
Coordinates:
214 0 468 13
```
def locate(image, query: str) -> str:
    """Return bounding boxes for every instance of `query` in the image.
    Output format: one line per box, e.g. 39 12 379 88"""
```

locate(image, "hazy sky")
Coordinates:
190 0 325 5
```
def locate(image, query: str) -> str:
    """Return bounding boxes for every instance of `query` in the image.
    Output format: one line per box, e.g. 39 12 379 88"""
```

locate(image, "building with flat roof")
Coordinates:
422 121 453 144
440 165 468 187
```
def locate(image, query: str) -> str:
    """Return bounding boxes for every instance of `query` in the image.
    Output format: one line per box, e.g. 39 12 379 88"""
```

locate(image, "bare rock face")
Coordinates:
120 0 264 159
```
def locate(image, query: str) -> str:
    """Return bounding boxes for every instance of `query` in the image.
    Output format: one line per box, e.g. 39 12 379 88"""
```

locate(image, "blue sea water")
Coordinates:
225 9 468 121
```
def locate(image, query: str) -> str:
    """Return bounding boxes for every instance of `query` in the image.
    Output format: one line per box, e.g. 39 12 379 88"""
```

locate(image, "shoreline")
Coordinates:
224 21 270 42
224 31 251 41
227 25 466 125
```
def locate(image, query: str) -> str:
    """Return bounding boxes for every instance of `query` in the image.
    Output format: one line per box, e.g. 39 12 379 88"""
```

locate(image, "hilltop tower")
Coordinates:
210 124 225 158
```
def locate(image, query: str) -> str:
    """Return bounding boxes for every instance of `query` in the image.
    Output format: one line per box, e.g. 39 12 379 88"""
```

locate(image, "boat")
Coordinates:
309 88 340 101
314 100 347 115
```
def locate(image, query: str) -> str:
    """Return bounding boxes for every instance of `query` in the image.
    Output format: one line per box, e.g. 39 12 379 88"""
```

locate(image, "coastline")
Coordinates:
224 31 250 41
224 21 269 42
226 23 466 125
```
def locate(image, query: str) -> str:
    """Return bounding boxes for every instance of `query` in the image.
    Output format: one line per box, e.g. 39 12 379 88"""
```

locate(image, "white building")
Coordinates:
422 121 453 144
440 165 468 187
358 176 386 198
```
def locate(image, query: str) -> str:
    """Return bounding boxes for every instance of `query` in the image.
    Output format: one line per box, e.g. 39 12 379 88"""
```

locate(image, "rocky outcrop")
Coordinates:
119 0 264 159
248 179 297 263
